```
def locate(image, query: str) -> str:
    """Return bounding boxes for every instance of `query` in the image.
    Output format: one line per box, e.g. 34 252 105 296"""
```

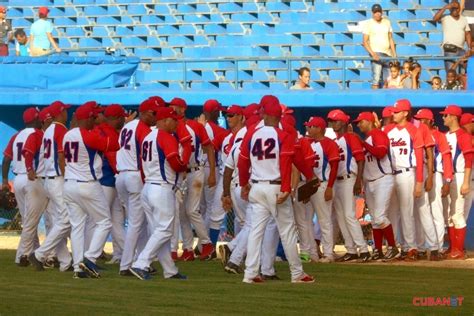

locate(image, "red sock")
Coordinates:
456 227 466 252
372 228 383 251
448 226 456 252
382 224 396 247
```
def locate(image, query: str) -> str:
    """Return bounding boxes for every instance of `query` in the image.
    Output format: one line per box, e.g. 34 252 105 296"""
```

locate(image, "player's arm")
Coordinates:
2 135 15 191
324 139 341 201
176 121 192 166
160 133 187 173
460 134 473 195
348 134 365 196
293 137 316 180
278 133 294 204
55 125 67 175
424 145 434 192
438 133 453 196
363 132 389 159
237 131 253 200
222 166 234 211
22 131 43 180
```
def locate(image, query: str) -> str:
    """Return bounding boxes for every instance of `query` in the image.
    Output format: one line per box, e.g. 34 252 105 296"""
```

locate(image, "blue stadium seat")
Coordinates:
128 4 147 15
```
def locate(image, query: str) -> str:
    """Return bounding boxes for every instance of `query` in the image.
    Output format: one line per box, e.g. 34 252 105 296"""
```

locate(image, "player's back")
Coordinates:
11 128 36 174
116 119 141 171
248 126 282 181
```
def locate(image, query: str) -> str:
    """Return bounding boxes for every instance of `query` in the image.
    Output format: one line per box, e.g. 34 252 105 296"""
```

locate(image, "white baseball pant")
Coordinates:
364 175 394 229
200 165 217 227
389 170 417 251
447 173 468 229
116 171 148 271
208 175 226 231
333 177 368 253
102 185 126 261
293 191 319 260
230 184 247 237
260 217 279 276
179 168 210 250
64 180 112 272
429 172 447 251
171 197 181 252
464 178 473 221
42 201 57 259
16 178 48 263
34 177 72 271
244 183 304 282
313 220 322 241
309 181 334 259
132 183 178 278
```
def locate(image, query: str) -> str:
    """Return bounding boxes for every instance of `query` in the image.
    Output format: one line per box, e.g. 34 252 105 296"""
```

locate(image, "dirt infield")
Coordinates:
1 233 472 269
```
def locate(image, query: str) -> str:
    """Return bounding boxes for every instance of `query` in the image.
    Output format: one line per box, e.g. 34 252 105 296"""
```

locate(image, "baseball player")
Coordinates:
200 99 229 252
440 105 472 260
414 109 453 260
129 107 187 280
29 101 73 272
168 97 216 261
2 108 47 266
63 104 119 278
96 104 129 264
327 109 370 262
295 116 340 263
460 113 473 222
353 112 399 261
384 99 434 261
238 95 314 283
116 97 162 275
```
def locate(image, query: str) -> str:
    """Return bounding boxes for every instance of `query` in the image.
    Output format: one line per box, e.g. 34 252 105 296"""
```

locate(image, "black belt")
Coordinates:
251 180 281 185
66 179 95 183
41 176 56 180
393 168 411 175
150 182 178 192
367 175 386 183
186 167 201 173
336 175 351 181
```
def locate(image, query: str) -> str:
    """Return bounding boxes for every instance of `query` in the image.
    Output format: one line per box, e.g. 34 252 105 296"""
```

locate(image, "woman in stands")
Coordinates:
384 61 403 89
29 7 60 57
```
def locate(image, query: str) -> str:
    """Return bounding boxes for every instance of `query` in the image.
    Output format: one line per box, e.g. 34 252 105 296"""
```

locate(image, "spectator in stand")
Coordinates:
434 0 472 73
402 61 422 89
442 69 464 90
30 7 60 57
461 0 474 46
431 76 442 90
384 61 403 89
290 67 313 90
363 3 397 89
0 6 12 56
402 59 413 77
14 29 30 57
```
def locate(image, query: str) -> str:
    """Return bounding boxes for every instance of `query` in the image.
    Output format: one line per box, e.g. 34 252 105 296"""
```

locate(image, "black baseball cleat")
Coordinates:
119 269 134 276
18 255 30 267
371 249 383 261
129 267 151 281
29 253 45 271
383 246 401 262
224 262 243 274
73 271 89 279
358 252 371 263
397 250 408 261
218 244 231 267
146 264 158 275
261 274 281 281
168 273 187 280
80 258 101 278
417 251 428 261
429 250 440 261
336 253 359 262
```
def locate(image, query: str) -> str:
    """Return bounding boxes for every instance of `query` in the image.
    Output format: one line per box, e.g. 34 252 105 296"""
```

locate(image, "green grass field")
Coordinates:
0 250 472 315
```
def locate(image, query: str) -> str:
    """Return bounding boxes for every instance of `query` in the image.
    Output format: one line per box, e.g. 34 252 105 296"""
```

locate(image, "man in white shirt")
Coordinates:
290 67 313 90
362 4 397 89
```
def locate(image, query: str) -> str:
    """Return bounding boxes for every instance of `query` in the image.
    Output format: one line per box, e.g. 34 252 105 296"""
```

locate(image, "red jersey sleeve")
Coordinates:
322 137 340 188
364 129 389 159
136 121 152 146
277 129 294 193
238 126 256 187
458 131 473 169
435 131 453 181
345 133 365 161
158 131 186 173
176 120 192 144
22 130 43 172
293 137 316 179
3 133 18 159
82 129 112 152
418 123 435 148
188 120 211 146
54 123 68 153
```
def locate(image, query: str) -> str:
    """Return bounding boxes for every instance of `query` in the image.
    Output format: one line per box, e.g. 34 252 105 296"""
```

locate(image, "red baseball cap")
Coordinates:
82 101 104 115
39 107 52 122
169 97 187 109
0 6 6 14
439 105 462 117
23 107 40 124
225 105 243 116
156 107 178 121
104 104 127 118
304 116 327 129
353 112 375 123
243 103 261 119
280 104 294 115
382 106 393 118
48 100 71 117
260 95 282 117
38 7 49 16
203 99 225 113
75 105 96 120
414 108 434 121
327 109 350 123
391 99 412 113
460 113 474 126
139 96 165 113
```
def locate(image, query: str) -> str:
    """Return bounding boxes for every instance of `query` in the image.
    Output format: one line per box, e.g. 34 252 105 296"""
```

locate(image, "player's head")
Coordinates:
156 107 179 133
139 96 166 126
327 109 349 132
414 109 434 128
75 104 97 130
39 106 53 130
224 105 244 130
243 103 261 127
391 99 412 124
297 67 311 87
440 105 462 129
260 95 281 126
304 116 326 138
203 99 224 122
371 4 383 21
14 28 27 44
23 107 41 129
168 97 187 118
104 104 128 130
353 112 375 134
460 113 474 135
382 106 393 126
49 100 70 124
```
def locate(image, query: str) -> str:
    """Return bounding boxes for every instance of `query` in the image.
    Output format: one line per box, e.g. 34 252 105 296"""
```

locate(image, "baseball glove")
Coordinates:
297 178 320 202
0 190 17 210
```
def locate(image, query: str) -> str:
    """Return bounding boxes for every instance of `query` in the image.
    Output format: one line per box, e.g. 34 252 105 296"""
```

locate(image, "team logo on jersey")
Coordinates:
390 137 407 147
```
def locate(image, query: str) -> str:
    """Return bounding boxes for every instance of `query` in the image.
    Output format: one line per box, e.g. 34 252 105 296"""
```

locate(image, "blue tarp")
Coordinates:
0 56 139 89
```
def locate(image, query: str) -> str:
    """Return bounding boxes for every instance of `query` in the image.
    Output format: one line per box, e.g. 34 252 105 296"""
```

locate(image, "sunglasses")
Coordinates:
226 114 236 118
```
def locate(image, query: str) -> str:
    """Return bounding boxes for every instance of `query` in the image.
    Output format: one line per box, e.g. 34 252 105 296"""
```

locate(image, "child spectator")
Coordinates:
402 61 422 89
442 69 464 90
14 28 29 56
402 59 413 76
384 61 403 88
431 76 442 90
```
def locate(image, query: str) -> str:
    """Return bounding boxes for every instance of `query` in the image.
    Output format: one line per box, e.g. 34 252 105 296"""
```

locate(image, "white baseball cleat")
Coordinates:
242 276 264 284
